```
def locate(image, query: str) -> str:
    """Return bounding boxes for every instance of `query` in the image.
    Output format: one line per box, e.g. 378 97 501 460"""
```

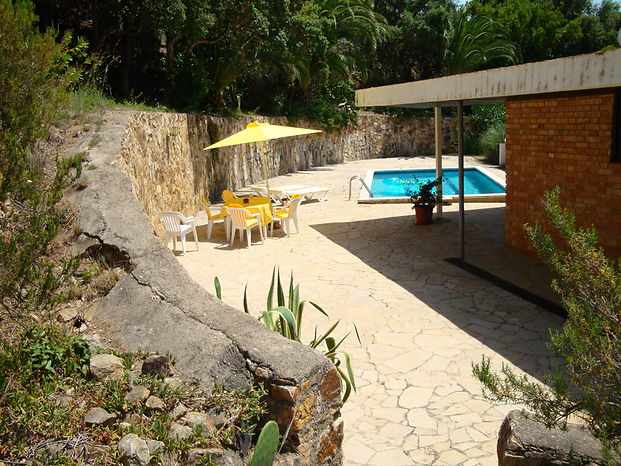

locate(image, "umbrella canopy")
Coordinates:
204 121 321 200
205 121 321 149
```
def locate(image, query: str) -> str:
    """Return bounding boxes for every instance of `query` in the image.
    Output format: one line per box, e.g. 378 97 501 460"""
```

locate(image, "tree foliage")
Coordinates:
473 187 621 457
468 0 620 62
0 0 82 327
442 11 518 75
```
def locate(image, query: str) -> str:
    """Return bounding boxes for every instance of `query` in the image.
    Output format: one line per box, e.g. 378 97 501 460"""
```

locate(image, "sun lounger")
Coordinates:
250 184 330 202
281 186 330 202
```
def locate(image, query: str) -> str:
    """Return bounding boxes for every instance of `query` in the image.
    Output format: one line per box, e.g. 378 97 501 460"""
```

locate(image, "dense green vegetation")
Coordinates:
31 0 620 128
474 188 621 458
0 0 84 328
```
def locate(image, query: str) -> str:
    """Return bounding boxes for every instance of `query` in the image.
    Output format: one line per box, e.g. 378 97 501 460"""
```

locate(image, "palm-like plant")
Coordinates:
214 269 359 402
442 11 519 75
317 0 393 52
306 0 394 85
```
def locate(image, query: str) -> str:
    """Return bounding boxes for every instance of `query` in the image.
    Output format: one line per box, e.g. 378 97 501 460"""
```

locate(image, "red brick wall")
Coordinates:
505 93 621 258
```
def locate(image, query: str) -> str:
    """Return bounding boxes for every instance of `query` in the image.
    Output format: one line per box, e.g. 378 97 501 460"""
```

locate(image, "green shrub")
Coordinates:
478 122 505 164
0 0 84 326
465 103 505 162
473 187 621 457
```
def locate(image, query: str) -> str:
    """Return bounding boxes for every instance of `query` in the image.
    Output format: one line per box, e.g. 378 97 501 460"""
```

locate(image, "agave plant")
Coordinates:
214 268 358 402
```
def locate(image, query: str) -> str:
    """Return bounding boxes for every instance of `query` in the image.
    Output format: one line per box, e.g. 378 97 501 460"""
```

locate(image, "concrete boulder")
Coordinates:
498 410 615 465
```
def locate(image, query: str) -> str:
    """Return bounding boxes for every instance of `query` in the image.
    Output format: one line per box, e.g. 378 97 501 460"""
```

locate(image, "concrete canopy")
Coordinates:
355 48 621 108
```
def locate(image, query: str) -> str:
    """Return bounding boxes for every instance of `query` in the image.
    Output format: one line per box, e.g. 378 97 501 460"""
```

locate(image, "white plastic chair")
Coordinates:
158 211 198 255
227 207 264 248
200 197 228 240
271 195 303 237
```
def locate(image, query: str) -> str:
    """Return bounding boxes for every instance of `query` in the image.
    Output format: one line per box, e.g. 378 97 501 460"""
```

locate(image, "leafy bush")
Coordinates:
473 187 621 457
0 326 91 454
464 103 505 162
477 122 505 164
0 0 84 326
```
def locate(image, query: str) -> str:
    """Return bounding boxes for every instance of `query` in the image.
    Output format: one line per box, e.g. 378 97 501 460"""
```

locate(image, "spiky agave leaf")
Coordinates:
214 276 222 299
309 321 340 349
243 283 249 314
267 267 276 311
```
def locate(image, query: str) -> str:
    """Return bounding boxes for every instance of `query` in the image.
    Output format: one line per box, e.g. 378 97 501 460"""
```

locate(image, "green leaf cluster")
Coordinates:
216 268 359 403
0 0 85 326
473 187 621 458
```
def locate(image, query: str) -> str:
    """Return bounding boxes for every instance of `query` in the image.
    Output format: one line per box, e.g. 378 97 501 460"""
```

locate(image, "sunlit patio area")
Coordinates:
176 156 564 465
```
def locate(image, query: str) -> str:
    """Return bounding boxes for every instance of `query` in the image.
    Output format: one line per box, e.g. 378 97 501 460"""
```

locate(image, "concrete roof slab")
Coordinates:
355 49 621 108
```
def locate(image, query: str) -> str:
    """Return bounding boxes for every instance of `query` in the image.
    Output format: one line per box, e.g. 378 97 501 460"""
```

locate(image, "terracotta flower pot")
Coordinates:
414 205 434 225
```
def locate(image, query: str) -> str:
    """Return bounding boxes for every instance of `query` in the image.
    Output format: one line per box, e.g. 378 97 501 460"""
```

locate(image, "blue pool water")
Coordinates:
370 168 505 198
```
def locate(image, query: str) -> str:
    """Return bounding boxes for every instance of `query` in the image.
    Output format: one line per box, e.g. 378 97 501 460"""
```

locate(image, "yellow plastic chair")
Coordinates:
200 197 228 240
271 195 303 237
222 189 237 203
227 207 264 248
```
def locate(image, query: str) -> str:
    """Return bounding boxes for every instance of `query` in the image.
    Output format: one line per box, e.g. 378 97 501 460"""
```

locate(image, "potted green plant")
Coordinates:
408 177 442 225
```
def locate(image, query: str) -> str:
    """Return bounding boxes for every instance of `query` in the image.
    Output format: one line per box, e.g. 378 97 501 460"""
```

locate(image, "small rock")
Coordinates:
273 453 302 466
145 439 165 456
170 403 189 420
208 408 230 428
119 422 132 429
141 355 173 377
84 407 117 426
118 433 150 466
85 444 110 461
145 395 166 412
131 360 143 373
57 308 78 322
124 413 142 425
169 422 193 441
49 392 73 407
254 366 272 379
187 448 209 465
163 377 182 389
83 334 102 352
90 354 125 381
125 386 150 404
187 448 243 466
181 412 217 436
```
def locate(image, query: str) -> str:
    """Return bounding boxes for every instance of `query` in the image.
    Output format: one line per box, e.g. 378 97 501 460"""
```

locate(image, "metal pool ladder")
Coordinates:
348 175 372 200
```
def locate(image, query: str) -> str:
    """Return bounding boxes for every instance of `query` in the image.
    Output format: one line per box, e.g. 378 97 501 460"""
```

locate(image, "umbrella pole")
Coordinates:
259 140 271 203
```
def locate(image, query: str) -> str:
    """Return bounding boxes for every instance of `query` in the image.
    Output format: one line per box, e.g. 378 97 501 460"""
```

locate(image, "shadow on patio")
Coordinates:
310 205 564 382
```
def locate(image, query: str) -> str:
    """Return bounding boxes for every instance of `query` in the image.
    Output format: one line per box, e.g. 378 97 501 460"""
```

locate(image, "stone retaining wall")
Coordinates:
72 110 344 464
117 112 457 235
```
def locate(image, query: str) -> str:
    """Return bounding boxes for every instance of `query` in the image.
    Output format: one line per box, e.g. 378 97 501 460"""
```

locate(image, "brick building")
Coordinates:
356 49 621 259
505 93 621 257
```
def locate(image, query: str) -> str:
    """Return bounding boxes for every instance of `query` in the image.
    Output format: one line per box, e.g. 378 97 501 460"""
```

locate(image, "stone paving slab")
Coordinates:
176 156 564 465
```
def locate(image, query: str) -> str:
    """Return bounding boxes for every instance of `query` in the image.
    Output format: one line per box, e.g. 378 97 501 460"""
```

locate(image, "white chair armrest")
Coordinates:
180 215 196 224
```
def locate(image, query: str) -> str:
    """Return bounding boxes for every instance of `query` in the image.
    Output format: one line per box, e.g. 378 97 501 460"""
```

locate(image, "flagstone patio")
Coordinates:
176 156 564 465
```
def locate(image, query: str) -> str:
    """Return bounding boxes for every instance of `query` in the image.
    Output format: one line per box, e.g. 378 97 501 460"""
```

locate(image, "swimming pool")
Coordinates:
359 167 506 203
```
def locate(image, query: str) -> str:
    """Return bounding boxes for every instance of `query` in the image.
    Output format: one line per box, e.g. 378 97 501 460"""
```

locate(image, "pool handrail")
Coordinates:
349 175 372 200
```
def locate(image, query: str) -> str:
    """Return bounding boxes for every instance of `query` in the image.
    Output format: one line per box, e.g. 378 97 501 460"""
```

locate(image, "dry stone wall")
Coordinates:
73 110 345 464
117 112 457 235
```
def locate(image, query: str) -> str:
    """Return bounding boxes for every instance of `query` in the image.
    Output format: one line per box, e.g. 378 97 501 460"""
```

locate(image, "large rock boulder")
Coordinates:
498 410 615 465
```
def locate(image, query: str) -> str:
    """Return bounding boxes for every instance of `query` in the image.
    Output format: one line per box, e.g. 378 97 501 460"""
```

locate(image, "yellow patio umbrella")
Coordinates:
203 121 321 201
